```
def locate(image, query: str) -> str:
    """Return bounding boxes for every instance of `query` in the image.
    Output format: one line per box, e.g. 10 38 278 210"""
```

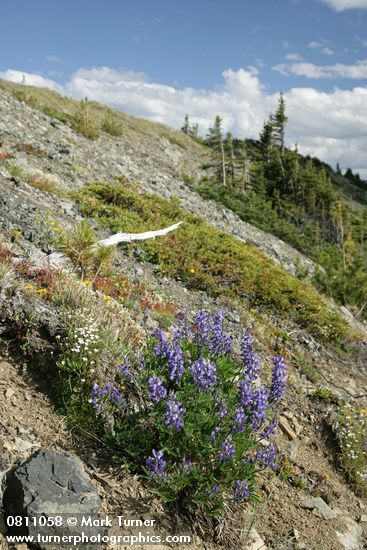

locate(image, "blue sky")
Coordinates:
1 0 367 175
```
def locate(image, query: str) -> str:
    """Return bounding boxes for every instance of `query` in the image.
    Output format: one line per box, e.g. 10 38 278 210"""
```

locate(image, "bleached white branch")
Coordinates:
45 222 182 266
97 221 182 246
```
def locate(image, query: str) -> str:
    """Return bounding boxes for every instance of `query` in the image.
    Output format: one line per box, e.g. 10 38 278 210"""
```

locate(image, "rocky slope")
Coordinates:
0 82 317 276
0 84 366 550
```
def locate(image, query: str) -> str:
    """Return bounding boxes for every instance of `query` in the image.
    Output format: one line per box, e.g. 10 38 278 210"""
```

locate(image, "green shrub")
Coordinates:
42 106 72 125
72 97 99 140
312 387 339 404
181 173 196 186
196 182 317 255
295 355 321 383
12 89 37 108
330 403 367 496
53 220 114 278
101 110 123 137
2 162 24 179
278 457 308 490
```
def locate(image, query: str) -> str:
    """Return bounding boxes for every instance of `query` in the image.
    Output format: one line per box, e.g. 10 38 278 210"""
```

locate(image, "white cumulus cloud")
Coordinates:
285 86 367 175
0 69 63 92
1 67 367 177
320 46 335 55
62 66 274 137
273 59 367 78
285 53 304 61
318 0 367 10
308 41 323 49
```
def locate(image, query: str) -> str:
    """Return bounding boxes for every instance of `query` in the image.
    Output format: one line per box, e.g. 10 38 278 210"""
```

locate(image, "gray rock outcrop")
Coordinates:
2 449 101 549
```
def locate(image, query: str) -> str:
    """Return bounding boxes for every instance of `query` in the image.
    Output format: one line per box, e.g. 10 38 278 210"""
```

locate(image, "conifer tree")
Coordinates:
259 119 275 165
239 142 251 191
189 122 199 138
333 200 347 270
274 92 288 157
225 132 235 185
206 115 226 186
181 114 190 134
206 115 223 148
287 145 300 203
73 97 99 140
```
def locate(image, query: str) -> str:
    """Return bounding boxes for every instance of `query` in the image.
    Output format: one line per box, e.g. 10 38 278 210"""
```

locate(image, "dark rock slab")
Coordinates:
2 449 102 548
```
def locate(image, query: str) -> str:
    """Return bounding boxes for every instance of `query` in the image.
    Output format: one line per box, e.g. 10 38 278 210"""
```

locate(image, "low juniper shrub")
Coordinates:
90 310 287 517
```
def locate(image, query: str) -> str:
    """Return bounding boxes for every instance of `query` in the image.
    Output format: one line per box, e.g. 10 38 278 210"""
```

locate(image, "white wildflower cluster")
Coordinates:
318 323 339 341
331 401 367 488
63 310 101 368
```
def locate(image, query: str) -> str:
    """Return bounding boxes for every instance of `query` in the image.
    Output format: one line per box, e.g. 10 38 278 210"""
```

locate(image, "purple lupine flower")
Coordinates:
210 426 221 442
146 449 167 478
218 436 235 463
244 451 254 465
215 397 229 421
136 354 146 371
261 418 278 439
90 380 106 408
154 330 184 382
108 384 125 409
173 323 185 344
232 480 249 504
90 381 125 419
166 344 184 382
232 406 247 432
148 376 167 403
269 356 287 403
193 311 211 346
219 405 228 420
241 327 260 382
120 355 135 381
193 310 231 355
205 483 220 497
164 397 186 431
173 312 189 344
250 386 269 431
182 454 192 470
210 310 231 356
255 442 278 470
238 377 253 408
154 329 171 358
190 357 217 390
90 383 109 424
